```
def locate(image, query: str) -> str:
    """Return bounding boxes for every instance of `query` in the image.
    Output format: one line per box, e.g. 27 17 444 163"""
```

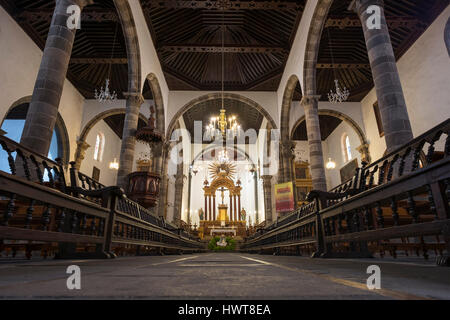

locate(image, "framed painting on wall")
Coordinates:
340 158 358 183
92 166 100 182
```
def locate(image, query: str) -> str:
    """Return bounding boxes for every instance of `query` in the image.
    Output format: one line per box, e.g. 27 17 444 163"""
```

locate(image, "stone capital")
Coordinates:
261 175 273 185
280 140 295 159
123 92 145 106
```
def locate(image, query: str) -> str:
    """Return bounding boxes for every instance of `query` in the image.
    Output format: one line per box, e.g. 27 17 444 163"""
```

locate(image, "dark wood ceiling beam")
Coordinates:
142 1 303 11
70 58 128 64
17 9 118 23
316 63 370 69
159 45 288 54
325 16 427 30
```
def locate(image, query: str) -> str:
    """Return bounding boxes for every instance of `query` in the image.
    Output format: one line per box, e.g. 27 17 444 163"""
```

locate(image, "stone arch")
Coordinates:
191 145 257 169
1 96 70 166
280 74 301 141
74 108 147 169
144 73 165 133
166 93 278 141
113 0 141 94
303 0 334 96
290 109 371 163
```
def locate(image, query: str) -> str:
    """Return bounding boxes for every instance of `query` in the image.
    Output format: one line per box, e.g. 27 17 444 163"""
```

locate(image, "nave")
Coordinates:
1 253 449 299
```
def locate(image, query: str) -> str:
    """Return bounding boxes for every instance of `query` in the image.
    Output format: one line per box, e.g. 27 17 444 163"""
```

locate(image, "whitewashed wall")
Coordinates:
361 6 450 161
80 120 121 186
0 7 85 163
323 121 362 189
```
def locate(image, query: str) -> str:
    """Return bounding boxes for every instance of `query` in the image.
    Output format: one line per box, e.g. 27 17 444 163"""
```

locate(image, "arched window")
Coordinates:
342 134 352 163
93 132 105 161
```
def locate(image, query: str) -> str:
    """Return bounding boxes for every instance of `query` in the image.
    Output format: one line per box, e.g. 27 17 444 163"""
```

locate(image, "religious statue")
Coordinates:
198 208 204 221
240 208 246 221
217 235 228 247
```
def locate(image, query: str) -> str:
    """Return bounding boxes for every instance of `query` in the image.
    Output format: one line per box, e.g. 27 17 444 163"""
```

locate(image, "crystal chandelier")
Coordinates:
328 79 350 104
326 28 350 104
95 23 118 103
205 7 241 140
217 148 230 163
95 79 117 102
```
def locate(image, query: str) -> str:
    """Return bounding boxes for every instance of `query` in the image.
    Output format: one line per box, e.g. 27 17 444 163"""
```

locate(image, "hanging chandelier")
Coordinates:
95 79 117 102
326 28 350 104
95 23 118 103
328 79 350 104
205 7 241 140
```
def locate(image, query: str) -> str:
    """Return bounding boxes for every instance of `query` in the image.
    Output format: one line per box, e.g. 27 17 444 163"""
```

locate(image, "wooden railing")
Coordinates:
0 136 204 259
242 119 450 265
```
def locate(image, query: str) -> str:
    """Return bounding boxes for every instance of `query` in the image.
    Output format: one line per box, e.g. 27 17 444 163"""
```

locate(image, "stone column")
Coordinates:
350 0 413 153
278 140 295 183
20 0 93 156
301 95 327 191
278 139 298 209
117 92 144 188
261 175 273 224
173 162 184 224
157 142 171 218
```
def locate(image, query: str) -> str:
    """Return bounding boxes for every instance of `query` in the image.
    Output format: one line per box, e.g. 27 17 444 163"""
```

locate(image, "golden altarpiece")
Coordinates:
294 161 313 207
198 161 247 240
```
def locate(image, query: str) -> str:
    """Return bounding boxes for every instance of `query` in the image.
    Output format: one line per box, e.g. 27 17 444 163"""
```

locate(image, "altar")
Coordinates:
197 160 247 240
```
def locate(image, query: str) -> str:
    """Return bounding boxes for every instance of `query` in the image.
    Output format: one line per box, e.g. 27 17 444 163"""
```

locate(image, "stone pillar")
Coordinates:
20 0 93 155
117 92 144 188
278 139 298 209
261 175 273 224
350 0 413 153
301 95 327 191
173 162 184 224
157 142 171 218
278 140 295 183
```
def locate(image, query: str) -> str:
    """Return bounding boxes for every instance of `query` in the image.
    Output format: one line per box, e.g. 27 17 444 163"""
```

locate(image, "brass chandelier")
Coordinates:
205 8 241 139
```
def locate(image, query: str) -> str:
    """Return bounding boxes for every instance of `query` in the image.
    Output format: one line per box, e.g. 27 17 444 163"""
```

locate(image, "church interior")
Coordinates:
0 0 449 300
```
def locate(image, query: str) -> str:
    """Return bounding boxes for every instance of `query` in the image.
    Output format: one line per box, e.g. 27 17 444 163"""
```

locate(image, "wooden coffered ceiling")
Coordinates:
1 0 448 103
292 115 342 141
316 0 449 101
140 0 306 91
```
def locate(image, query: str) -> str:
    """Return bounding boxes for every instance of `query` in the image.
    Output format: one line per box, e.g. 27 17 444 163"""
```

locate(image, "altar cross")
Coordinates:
218 187 227 204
